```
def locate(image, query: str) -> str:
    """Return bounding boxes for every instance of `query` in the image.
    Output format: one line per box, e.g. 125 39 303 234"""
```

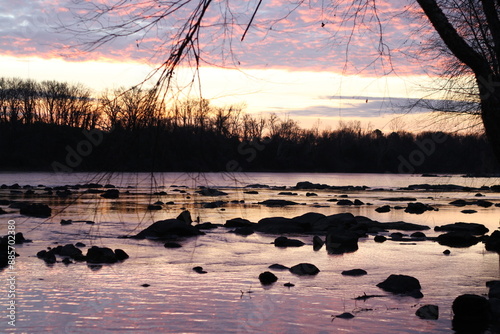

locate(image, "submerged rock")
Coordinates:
259 271 278 285
268 264 289 270
416 304 439 320
289 263 320 276
193 266 207 274
376 274 423 298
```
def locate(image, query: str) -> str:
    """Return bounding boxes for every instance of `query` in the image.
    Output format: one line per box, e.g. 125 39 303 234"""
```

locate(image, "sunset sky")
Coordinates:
1 0 476 132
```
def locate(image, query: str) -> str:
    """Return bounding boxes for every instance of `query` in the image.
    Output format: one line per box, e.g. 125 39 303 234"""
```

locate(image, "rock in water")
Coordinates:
19 203 51 218
341 269 367 276
313 235 324 251
86 246 117 264
437 232 479 248
376 274 423 298
273 236 305 247
485 230 500 253
416 304 439 320
259 271 278 285
176 210 192 224
133 218 203 239
289 263 320 276
452 294 490 332
326 231 359 254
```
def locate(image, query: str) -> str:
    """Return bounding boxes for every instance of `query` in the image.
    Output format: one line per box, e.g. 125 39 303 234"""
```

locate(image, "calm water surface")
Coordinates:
0 172 499 333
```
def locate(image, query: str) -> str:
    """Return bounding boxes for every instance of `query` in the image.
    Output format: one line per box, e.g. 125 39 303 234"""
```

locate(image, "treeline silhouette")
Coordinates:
0 77 498 174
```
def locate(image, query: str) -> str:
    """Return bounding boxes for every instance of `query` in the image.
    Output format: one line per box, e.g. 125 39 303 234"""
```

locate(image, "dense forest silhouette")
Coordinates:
0 77 498 174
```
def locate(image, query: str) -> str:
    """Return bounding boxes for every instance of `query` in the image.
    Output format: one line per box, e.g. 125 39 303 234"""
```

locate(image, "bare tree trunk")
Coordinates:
477 74 500 161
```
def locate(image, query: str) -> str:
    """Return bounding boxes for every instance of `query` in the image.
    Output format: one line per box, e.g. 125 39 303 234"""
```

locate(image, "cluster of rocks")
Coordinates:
37 243 128 265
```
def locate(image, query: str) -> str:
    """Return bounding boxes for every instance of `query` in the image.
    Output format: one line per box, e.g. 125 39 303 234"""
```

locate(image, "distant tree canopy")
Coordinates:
0 77 497 173
62 0 500 163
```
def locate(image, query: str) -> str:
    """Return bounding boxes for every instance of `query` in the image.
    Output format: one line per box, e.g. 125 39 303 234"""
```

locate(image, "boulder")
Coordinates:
86 246 117 263
59 244 84 260
19 203 51 218
176 210 192 224
375 205 391 213
292 212 326 226
341 269 367 276
435 222 489 235
313 235 324 251
259 271 278 285
416 304 439 320
311 213 357 232
256 217 306 234
404 202 435 214
374 235 387 243
452 294 490 332
224 218 254 228
437 232 479 248
114 249 129 261
289 263 320 276
274 236 305 247
133 218 204 239
193 266 207 274
376 274 423 298
485 230 500 253
337 199 354 206
461 209 477 214
326 231 359 254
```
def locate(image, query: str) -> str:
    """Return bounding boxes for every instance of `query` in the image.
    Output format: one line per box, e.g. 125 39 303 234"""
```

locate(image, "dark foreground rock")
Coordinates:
256 217 307 234
289 263 320 276
86 246 123 263
259 271 278 285
435 222 489 235
416 305 439 320
452 294 491 332
19 203 52 218
268 264 289 270
274 236 305 247
437 232 479 248
376 274 423 298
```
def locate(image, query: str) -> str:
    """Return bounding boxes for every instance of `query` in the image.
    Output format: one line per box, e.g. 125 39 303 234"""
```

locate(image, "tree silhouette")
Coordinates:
63 0 500 161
